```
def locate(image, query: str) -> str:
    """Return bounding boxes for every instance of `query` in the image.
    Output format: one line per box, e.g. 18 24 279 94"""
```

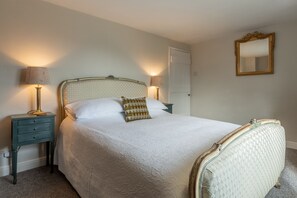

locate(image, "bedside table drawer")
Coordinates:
17 123 52 134
17 131 51 143
17 118 53 126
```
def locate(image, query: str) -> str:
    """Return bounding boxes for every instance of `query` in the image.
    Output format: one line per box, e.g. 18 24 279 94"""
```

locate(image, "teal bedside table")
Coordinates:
163 103 173 114
10 113 55 184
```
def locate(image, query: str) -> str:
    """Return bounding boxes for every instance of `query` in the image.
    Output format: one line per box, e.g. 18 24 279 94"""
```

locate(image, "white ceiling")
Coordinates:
44 0 297 44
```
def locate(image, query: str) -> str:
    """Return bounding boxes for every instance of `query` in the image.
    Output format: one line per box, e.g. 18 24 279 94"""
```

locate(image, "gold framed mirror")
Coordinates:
235 32 275 76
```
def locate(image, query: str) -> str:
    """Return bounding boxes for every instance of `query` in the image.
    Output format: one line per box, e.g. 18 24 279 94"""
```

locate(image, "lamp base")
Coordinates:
33 111 47 116
156 87 159 100
28 110 47 116
31 85 47 116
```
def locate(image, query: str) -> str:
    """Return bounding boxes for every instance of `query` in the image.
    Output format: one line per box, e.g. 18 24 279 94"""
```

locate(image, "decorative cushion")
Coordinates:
121 96 151 122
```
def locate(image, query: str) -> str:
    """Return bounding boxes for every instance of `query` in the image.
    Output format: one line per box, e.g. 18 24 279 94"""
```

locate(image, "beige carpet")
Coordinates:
0 166 79 198
0 149 296 198
266 148 297 197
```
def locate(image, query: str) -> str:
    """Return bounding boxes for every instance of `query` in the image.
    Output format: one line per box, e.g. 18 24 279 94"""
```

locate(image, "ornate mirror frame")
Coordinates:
235 32 275 76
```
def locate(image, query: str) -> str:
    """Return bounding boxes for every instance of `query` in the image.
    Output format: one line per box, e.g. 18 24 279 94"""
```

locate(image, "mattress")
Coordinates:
55 111 240 198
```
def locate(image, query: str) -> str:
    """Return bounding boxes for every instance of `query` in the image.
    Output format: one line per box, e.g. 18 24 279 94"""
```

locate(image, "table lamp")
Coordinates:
150 76 161 100
25 67 49 115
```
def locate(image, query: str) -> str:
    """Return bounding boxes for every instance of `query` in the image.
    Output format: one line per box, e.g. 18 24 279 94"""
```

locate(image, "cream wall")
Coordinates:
0 0 189 175
191 21 297 146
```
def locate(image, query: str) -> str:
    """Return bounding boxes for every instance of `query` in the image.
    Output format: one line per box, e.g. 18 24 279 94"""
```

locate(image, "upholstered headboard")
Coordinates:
58 75 147 119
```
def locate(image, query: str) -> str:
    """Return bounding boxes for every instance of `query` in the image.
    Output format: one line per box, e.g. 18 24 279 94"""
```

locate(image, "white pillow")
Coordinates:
146 98 168 110
65 97 123 120
149 109 171 117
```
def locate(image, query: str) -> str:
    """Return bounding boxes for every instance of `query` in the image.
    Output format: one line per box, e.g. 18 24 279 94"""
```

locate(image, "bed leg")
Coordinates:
274 179 281 189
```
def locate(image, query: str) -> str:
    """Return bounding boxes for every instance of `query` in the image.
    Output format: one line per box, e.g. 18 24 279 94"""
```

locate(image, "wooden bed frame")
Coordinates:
58 75 286 198
58 75 147 121
189 118 285 197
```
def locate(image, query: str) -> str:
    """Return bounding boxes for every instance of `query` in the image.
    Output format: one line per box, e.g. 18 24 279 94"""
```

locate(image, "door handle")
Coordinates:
188 94 191 96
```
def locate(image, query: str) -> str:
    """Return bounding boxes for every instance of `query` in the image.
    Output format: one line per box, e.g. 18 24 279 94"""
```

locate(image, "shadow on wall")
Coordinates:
0 117 11 152
19 68 27 85
0 53 30 153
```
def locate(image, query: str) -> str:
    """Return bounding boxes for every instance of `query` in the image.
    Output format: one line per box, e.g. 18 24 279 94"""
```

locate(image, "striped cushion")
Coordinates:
121 96 151 122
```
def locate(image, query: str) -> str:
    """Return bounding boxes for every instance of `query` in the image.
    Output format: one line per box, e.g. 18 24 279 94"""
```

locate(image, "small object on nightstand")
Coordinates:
150 76 161 100
163 103 173 114
10 113 55 184
25 67 50 115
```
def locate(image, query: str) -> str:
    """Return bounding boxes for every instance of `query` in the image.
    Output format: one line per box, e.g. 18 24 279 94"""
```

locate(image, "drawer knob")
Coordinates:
33 136 36 139
33 120 36 123
34 128 36 131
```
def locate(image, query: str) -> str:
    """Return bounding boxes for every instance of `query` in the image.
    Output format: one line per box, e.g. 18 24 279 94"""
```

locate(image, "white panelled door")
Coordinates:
169 48 191 115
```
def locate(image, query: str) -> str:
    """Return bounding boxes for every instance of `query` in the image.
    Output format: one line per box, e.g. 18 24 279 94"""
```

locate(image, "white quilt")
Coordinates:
55 112 240 198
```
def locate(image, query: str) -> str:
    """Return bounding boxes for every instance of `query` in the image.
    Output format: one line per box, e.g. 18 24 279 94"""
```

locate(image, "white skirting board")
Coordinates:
0 156 46 177
287 141 297 150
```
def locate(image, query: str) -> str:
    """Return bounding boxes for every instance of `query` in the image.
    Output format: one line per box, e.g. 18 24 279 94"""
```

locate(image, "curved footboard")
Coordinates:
189 119 286 198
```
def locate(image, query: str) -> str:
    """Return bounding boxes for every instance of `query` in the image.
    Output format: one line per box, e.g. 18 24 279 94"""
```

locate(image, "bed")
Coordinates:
55 75 286 198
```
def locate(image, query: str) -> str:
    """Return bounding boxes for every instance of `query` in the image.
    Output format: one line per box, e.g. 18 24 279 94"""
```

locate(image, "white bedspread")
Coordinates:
55 112 240 198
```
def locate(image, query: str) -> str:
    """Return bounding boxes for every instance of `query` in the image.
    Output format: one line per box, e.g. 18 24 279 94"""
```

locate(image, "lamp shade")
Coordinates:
150 76 161 87
25 67 49 85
